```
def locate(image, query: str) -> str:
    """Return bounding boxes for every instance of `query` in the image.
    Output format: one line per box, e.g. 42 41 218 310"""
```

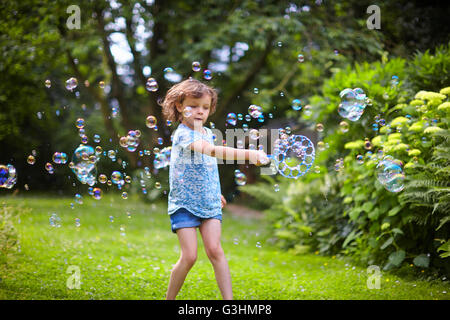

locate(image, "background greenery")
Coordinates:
0 0 449 290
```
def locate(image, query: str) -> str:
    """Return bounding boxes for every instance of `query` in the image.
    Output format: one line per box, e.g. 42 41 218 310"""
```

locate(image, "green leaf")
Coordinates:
362 202 374 213
380 237 393 250
388 206 402 216
387 250 406 266
413 254 430 268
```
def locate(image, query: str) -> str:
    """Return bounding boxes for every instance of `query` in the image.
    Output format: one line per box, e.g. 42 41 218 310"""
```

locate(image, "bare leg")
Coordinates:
199 219 233 300
165 227 198 300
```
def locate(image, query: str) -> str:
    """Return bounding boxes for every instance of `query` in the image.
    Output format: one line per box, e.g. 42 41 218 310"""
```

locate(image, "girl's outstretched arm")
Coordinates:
189 139 269 166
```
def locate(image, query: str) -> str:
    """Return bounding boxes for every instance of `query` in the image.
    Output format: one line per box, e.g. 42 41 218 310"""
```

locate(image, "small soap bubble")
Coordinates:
249 129 260 140
356 155 364 164
45 79 51 88
76 118 85 129
145 78 158 92
248 105 262 118
339 121 349 133
315 123 324 132
121 192 128 199
364 138 372 150
45 162 55 174
27 155 36 165
291 99 302 111
65 77 78 91
99 81 105 88
92 187 102 200
203 69 212 80
234 171 247 186
192 61 201 72
297 54 305 62
226 113 237 126
183 106 192 118
74 193 83 204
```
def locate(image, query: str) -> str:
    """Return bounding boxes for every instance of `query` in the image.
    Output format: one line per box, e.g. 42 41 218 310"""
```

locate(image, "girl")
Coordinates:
161 78 269 300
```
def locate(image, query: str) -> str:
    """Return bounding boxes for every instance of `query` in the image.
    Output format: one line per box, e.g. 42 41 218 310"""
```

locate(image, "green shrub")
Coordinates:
244 44 450 276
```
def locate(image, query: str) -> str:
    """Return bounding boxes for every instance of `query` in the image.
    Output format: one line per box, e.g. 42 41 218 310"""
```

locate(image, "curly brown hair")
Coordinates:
161 78 218 123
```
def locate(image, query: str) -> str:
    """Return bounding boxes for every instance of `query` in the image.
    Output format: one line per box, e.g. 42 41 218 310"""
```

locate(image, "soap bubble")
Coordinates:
49 213 61 227
111 171 124 186
192 61 201 72
74 194 83 204
155 182 161 189
234 170 247 186
183 106 192 118
125 130 140 152
364 138 372 150
121 192 128 199
45 162 54 174
356 155 364 164
338 88 367 121
226 113 237 126
376 156 405 192
76 118 85 129
92 187 102 200
334 158 344 171
99 81 105 88
203 69 212 80
98 174 107 184
248 105 262 118
303 105 312 116
297 54 305 62
27 155 36 165
339 121 349 133
273 135 315 179
145 77 158 92
391 75 399 86
65 77 78 91
45 79 51 88
146 115 157 128
93 134 101 143
0 164 17 189
315 123 324 132
154 146 171 169
71 144 98 186
291 99 302 111
317 141 325 151
249 129 260 140
52 152 67 164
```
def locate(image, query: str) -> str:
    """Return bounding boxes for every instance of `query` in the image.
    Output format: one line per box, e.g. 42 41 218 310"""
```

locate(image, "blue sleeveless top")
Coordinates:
167 123 222 218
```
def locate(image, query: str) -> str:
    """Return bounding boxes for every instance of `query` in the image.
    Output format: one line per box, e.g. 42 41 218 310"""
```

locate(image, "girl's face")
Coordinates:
177 94 212 129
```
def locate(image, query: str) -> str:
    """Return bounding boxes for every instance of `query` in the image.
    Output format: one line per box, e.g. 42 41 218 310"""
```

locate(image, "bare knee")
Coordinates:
180 252 197 268
205 245 224 262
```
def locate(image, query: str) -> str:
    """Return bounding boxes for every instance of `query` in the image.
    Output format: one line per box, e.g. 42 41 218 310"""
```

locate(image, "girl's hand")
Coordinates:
249 150 270 166
221 194 227 208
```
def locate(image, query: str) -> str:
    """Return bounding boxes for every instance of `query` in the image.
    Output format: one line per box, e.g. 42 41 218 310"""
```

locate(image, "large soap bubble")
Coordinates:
0 164 17 189
376 155 405 192
70 144 99 186
272 135 315 179
338 88 368 121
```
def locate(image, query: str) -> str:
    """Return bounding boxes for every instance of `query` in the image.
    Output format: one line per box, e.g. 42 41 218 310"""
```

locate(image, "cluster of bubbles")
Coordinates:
52 152 67 164
272 135 315 179
338 88 368 121
153 147 171 170
0 164 17 189
119 130 141 152
70 144 99 186
376 155 405 192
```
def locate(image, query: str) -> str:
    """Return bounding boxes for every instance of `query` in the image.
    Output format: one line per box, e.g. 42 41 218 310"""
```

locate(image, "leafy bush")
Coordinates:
244 44 450 276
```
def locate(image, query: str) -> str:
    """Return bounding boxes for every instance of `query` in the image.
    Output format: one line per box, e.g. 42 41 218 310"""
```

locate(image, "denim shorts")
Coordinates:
169 208 222 233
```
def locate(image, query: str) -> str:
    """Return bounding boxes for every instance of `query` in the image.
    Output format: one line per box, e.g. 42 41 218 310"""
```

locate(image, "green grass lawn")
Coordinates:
0 195 448 300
